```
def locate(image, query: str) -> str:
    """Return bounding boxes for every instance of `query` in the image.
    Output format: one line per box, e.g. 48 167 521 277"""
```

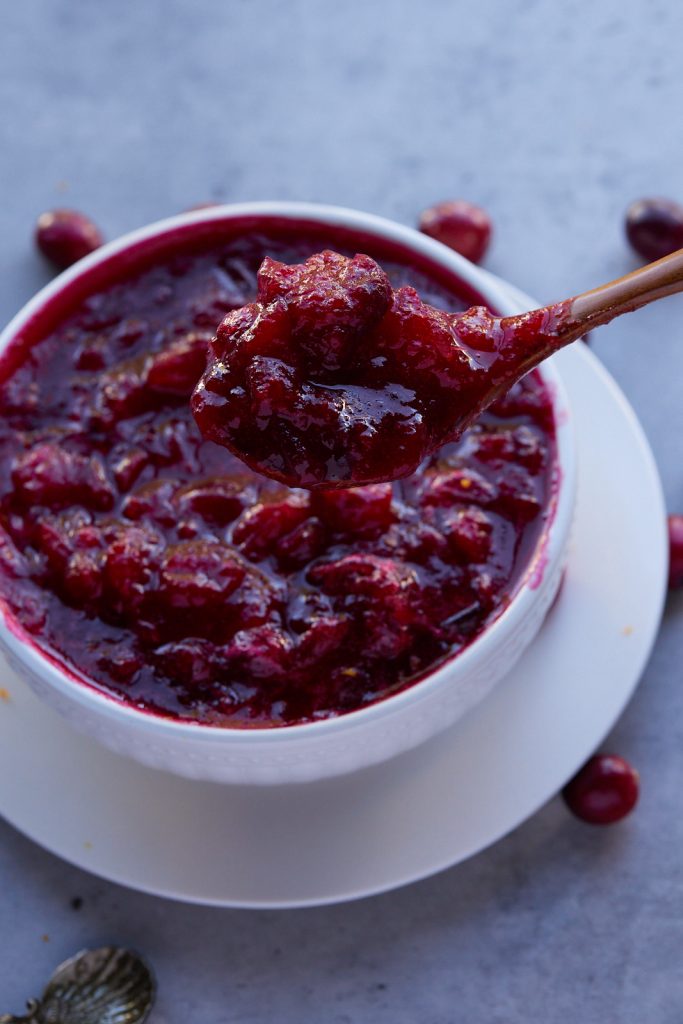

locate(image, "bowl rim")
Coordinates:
0 200 576 743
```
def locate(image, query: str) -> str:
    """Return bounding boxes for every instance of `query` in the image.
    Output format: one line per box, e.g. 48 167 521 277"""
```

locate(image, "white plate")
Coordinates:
0 285 667 908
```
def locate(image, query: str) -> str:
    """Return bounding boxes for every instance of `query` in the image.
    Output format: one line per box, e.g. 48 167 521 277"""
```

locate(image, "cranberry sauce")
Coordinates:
193 249 568 489
0 226 556 727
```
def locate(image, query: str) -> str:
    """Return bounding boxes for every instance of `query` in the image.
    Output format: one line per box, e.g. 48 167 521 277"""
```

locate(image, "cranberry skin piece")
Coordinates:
12 444 114 511
667 515 683 589
257 251 393 374
562 754 639 825
35 209 104 269
418 200 492 264
312 484 394 538
146 332 211 396
625 198 683 261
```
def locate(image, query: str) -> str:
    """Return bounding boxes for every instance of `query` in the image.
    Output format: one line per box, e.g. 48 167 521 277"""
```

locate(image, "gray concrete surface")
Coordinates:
1 1 683 1020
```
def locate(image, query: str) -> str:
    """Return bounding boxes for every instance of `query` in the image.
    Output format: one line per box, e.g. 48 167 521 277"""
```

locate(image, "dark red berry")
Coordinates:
312 484 394 538
418 200 492 264
35 209 104 269
562 754 639 825
668 514 683 589
625 198 683 262
146 332 211 396
12 444 114 511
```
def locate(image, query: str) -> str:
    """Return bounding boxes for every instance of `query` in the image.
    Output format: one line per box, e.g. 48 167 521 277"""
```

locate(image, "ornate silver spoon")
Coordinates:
0 946 155 1024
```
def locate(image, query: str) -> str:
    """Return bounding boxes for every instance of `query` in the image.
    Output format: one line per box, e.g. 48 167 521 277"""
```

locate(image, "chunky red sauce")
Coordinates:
192 249 568 489
0 227 556 726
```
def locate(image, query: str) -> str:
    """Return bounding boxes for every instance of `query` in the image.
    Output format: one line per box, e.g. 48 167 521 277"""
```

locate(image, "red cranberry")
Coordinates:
12 444 114 511
418 200 492 263
312 484 394 538
668 514 683 589
146 332 211 396
174 477 247 525
232 497 310 559
440 507 493 562
296 615 350 667
104 527 161 616
257 251 393 373
160 541 246 610
35 209 104 269
625 198 683 262
225 624 293 680
562 754 639 825
275 517 326 568
422 468 496 508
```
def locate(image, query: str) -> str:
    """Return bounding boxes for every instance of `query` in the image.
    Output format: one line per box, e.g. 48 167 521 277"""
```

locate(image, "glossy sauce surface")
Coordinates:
0 227 556 726
192 248 567 489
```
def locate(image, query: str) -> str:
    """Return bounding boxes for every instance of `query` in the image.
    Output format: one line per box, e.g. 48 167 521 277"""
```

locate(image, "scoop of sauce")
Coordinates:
192 249 569 488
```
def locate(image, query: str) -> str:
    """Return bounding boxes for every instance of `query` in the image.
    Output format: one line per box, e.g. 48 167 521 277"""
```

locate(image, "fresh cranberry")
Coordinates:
418 200 492 263
562 754 639 825
668 514 683 588
35 209 104 269
625 198 683 261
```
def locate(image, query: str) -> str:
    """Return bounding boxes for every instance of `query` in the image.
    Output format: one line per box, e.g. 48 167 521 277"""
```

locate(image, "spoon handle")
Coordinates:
567 246 683 331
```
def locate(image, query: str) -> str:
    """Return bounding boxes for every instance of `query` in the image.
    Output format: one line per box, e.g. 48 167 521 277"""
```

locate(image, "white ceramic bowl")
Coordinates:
0 202 576 784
